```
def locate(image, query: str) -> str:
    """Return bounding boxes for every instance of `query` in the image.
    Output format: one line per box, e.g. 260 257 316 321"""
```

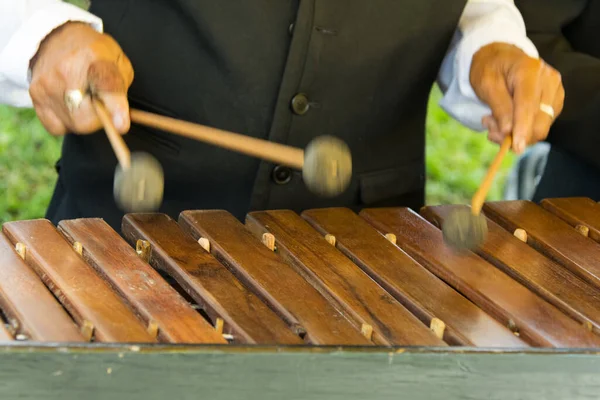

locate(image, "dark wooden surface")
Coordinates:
484 200 600 291
360 207 600 348
0 233 83 342
58 218 226 344
302 207 526 347
179 210 372 345
246 210 446 346
422 205 600 335
121 213 303 345
0 344 599 400
2 219 155 343
541 197 600 244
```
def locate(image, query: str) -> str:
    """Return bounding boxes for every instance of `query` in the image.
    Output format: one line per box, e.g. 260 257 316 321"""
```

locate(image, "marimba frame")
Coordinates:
0 342 599 400
2 197 600 399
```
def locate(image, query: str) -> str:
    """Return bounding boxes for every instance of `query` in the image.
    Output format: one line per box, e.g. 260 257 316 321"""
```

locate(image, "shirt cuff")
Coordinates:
0 1 103 91
439 20 539 131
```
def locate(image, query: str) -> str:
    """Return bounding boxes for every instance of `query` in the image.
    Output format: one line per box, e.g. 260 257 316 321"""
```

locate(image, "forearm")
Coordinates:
0 0 102 107
437 0 538 131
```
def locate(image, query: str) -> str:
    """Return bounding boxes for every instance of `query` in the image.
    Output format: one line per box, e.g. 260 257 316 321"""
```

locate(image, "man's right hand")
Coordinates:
29 22 134 136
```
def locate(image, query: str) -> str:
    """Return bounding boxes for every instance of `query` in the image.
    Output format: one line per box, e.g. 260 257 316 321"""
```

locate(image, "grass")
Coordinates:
425 86 516 205
0 107 62 222
0 86 516 223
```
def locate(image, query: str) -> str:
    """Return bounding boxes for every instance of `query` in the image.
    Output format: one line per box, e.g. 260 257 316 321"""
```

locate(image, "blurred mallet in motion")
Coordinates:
129 109 352 197
442 136 512 251
92 99 164 213
302 135 352 197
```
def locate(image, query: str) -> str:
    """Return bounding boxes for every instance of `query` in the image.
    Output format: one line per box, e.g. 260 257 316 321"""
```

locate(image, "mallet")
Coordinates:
92 99 165 212
442 136 512 251
129 109 352 197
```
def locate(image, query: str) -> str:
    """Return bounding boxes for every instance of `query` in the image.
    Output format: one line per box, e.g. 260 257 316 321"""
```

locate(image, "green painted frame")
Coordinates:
1 343 599 399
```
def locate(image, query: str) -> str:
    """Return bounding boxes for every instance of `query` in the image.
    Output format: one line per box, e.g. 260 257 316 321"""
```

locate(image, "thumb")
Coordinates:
87 60 130 133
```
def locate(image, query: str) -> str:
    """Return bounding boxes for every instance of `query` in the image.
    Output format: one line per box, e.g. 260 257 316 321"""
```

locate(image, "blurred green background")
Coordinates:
0 0 516 223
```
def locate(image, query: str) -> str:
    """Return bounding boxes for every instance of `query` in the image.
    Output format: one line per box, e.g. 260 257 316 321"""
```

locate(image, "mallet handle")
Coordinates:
471 135 512 215
93 99 131 169
130 109 305 169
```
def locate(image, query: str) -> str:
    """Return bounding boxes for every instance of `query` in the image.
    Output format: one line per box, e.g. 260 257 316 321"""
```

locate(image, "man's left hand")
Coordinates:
470 42 564 155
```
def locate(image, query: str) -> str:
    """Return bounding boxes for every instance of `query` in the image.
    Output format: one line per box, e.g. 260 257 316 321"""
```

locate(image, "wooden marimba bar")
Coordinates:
2 197 600 399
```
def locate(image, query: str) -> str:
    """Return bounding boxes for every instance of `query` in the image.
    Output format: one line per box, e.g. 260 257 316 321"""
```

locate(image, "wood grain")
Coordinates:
179 210 372 345
484 200 600 291
2 219 155 343
301 207 526 347
422 204 600 335
540 197 600 244
0 233 83 342
360 207 600 348
246 210 446 346
121 213 303 345
58 218 227 344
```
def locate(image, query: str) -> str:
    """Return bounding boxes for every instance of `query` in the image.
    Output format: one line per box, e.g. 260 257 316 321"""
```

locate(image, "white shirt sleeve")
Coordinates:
0 0 103 108
437 0 539 132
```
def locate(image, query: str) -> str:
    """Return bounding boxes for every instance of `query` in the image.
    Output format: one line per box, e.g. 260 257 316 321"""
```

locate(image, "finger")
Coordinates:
66 97 104 134
117 52 135 88
36 107 68 136
476 70 515 134
30 75 81 135
482 114 497 133
39 65 91 134
511 60 543 154
483 115 504 145
54 91 125 135
87 59 127 93
51 60 129 134
553 81 565 119
97 92 131 134
28 77 50 111
87 60 130 133
531 70 561 143
47 86 101 135
488 131 505 145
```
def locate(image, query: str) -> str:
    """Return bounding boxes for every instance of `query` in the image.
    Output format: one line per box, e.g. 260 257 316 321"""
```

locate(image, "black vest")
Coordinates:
47 0 468 230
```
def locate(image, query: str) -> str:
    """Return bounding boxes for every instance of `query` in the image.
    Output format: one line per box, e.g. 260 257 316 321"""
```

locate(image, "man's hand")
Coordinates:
470 43 564 154
29 22 134 136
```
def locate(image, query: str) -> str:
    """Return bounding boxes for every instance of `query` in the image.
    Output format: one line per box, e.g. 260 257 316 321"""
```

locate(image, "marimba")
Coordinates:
2 197 600 399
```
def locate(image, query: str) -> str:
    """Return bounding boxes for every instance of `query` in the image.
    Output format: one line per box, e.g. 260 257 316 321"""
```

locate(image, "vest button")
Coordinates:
288 23 295 35
272 165 292 185
291 93 310 115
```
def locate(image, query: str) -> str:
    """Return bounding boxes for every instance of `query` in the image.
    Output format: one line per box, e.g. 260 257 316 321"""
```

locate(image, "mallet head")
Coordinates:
441 206 488 251
113 152 164 212
302 135 352 197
